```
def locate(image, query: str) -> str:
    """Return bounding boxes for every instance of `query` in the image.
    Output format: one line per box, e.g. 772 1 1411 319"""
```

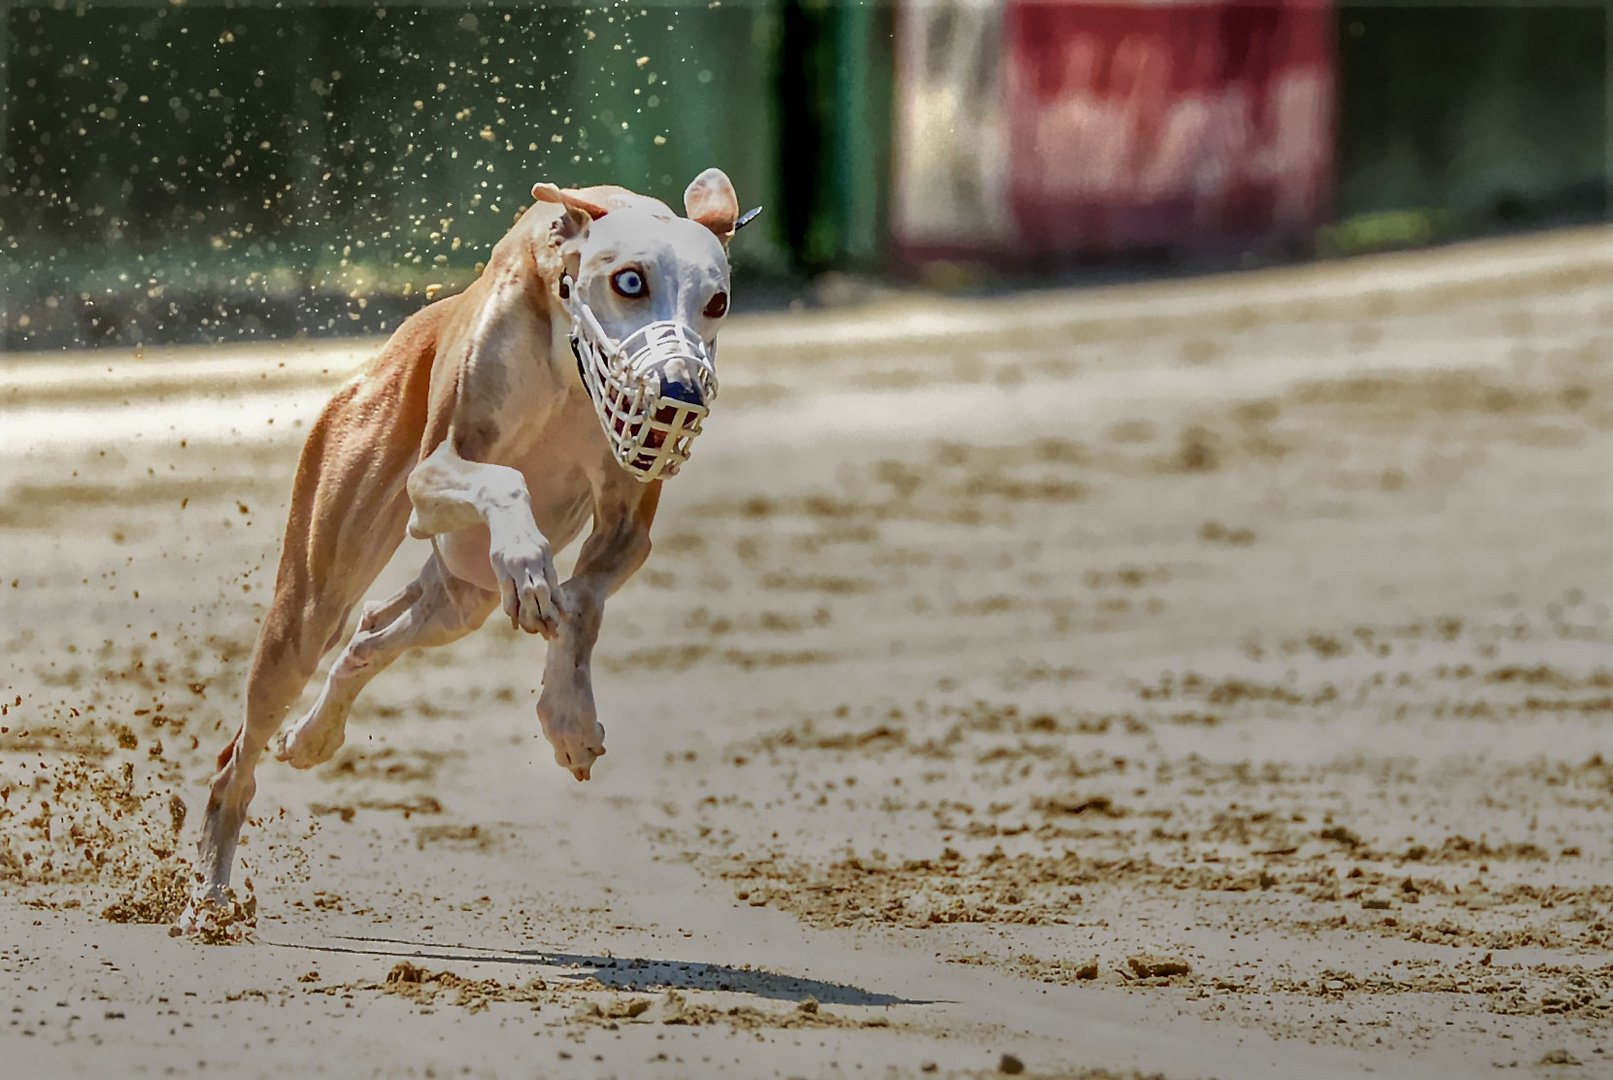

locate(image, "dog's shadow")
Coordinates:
275 933 930 1008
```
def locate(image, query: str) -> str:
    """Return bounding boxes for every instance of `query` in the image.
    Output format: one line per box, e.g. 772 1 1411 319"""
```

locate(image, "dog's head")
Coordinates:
532 169 744 356
531 169 755 481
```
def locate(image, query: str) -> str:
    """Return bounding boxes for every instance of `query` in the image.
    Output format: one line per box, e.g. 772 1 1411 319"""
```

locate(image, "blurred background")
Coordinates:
1 0 1609 349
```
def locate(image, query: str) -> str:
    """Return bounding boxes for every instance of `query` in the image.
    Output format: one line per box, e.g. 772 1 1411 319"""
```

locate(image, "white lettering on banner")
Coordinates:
1013 30 1329 219
1266 74 1332 223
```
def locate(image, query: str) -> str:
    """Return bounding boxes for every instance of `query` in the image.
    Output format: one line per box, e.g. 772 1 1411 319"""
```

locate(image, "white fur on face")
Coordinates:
574 209 732 345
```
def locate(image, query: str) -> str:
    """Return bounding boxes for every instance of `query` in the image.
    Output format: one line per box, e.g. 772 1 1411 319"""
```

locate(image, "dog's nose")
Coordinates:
658 357 705 407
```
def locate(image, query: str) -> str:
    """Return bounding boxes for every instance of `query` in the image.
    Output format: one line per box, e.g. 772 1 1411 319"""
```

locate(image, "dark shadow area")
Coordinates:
267 932 935 1008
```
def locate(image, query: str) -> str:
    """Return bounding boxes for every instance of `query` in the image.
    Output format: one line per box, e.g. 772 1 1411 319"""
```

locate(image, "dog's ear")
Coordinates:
683 168 739 246
532 183 610 239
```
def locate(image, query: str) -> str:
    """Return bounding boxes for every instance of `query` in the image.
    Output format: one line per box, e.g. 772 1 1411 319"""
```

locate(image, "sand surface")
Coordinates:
3 228 1612 1078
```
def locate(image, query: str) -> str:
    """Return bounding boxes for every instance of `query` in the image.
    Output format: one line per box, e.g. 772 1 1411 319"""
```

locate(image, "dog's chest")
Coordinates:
499 396 610 546
482 328 629 549
525 470 594 549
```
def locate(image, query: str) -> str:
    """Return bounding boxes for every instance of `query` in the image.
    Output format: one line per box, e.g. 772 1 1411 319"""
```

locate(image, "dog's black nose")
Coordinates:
658 358 705 407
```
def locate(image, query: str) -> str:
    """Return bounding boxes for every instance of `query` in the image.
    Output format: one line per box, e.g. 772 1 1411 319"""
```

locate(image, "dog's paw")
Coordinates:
176 885 257 945
273 712 345 769
175 899 209 939
489 538 569 638
537 696 606 781
554 725 606 781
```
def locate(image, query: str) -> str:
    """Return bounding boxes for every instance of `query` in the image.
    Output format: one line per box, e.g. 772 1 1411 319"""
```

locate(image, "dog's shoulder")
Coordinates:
481 202 575 300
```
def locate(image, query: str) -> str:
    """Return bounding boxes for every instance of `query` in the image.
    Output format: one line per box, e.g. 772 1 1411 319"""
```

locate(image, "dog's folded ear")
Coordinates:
684 168 740 247
532 183 610 238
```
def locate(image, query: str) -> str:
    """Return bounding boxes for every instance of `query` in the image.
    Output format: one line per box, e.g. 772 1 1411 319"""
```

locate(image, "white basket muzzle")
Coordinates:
563 278 719 482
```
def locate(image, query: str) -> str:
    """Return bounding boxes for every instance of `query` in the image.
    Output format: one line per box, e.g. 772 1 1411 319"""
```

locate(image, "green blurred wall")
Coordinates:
1333 5 1610 243
0 1 806 345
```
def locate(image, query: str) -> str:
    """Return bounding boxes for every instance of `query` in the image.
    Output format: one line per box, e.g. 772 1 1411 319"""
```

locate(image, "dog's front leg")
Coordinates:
536 482 660 781
406 441 570 638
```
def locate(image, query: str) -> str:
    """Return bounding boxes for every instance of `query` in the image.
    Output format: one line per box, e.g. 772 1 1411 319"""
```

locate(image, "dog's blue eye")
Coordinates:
611 269 646 298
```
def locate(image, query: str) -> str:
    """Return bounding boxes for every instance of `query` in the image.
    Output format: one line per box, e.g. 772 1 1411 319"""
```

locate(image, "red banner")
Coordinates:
891 1 1335 264
1004 1 1335 255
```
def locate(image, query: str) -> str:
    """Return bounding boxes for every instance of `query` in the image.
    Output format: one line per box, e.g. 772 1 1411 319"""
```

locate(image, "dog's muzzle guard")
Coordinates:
561 274 719 482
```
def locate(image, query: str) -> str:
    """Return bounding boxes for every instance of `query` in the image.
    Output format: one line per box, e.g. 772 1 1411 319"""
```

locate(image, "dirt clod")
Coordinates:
1539 1049 1582 1067
1127 955 1192 979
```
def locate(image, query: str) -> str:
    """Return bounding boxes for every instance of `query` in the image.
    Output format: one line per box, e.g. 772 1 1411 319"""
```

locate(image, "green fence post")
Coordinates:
832 0 891 269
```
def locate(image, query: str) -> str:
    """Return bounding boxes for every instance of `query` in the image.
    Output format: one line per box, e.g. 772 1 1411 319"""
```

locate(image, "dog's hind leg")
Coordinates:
274 553 497 769
188 359 432 921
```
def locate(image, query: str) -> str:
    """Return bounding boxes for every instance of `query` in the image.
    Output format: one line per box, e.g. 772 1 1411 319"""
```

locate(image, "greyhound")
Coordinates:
182 169 754 933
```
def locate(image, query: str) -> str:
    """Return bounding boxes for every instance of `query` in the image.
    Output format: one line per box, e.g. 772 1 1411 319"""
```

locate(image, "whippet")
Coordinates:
184 169 753 932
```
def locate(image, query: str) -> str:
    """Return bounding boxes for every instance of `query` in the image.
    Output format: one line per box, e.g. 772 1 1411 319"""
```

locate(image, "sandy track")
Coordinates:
3 229 1612 1078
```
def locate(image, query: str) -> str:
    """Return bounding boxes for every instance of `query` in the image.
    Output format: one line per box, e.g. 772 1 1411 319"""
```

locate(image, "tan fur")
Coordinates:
185 172 739 931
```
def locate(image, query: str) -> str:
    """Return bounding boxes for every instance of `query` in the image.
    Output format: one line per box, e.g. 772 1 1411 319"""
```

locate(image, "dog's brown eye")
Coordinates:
611 268 646 298
703 291 728 319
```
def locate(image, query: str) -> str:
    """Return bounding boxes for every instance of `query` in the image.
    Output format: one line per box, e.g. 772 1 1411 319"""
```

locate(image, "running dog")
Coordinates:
183 169 754 931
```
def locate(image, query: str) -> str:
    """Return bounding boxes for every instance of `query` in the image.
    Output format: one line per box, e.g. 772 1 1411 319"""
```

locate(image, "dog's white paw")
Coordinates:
176 899 201 936
537 695 606 781
489 538 569 639
176 885 257 945
273 711 345 769
551 725 606 781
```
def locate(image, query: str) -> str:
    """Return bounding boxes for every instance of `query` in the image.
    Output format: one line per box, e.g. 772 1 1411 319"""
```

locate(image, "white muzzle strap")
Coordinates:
561 274 719 482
